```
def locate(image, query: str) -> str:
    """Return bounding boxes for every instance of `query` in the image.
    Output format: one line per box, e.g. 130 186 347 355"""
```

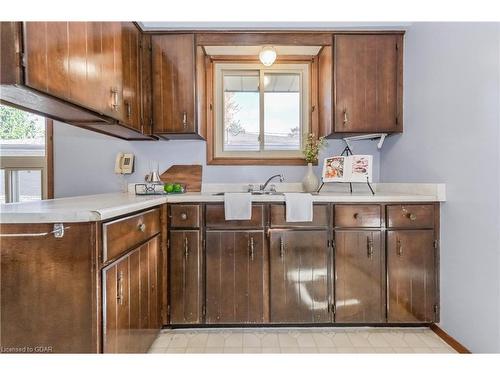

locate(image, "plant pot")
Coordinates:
302 162 319 192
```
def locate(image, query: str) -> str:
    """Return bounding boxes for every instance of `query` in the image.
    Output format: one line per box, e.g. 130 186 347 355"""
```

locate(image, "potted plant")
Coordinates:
302 133 327 192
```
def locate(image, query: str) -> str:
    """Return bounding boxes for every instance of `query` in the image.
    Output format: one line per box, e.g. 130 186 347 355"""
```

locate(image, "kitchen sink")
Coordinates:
212 191 284 196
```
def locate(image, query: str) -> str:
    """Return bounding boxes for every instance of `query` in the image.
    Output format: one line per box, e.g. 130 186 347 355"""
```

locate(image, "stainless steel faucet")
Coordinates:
260 174 284 191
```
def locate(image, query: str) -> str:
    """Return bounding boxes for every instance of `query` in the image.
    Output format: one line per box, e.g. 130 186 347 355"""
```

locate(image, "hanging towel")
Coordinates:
224 193 252 220
284 193 313 222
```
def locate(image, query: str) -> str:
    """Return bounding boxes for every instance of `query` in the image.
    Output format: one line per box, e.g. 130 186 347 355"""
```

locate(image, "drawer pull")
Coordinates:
367 236 374 259
407 213 417 221
396 238 403 257
180 213 188 220
138 223 146 232
249 237 255 260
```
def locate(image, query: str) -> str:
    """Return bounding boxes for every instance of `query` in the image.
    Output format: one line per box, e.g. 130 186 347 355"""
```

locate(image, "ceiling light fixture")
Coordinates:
259 46 277 66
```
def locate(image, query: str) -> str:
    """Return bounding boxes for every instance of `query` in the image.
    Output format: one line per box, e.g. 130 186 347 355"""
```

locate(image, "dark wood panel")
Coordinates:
269 230 330 323
333 34 403 134
121 22 141 130
169 230 202 324
205 231 267 324
24 22 49 92
335 230 385 323
0 22 22 85
103 208 160 262
128 249 141 351
196 33 333 46
335 204 381 228
387 204 435 229
270 203 329 227
152 34 196 134
205 203 265 229
0 222 98 353
387 230 436 322
169 204 201 228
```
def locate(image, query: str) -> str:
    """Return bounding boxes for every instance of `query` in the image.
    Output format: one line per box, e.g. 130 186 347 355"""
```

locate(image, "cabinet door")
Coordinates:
121 22 141 130
387 230 436 322
101 22 124 119
269 230 330 323
152 34 196 134
334 34 403 133
205 231 267 324
335 230 385 323
169 230 202 324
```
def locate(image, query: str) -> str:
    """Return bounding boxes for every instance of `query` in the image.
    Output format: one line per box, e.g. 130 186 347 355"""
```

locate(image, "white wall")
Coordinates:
380 22 500 353
53 122 381 197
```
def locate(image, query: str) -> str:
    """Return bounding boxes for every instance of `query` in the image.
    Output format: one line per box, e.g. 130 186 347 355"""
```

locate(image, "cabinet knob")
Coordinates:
138 223 146 232
353 213 359 219
407 213 417 221
180 213 188 220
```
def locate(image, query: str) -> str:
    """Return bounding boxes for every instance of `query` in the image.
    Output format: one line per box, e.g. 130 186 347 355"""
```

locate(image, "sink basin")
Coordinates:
211 191 284 196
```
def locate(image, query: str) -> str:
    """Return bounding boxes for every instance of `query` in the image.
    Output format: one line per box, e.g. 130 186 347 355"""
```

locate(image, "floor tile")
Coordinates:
185 347 205 353
347 332 372 347
168 334 189 348
261 333 280 347
262 347 281 353
355 347 377 353
367 333 391 347
300 347 319 353
243 333 261 347
187 333 208 347
312 332 335 347
206 334 226 347
224 333 243 347
296 333 317 347
165 347 186 353
336 347 358 353
278 333 299 347
243 346 262 353
318 347 337 353
224 346 243 353
204 346 224 353
280 346 301 353
331 332 352 347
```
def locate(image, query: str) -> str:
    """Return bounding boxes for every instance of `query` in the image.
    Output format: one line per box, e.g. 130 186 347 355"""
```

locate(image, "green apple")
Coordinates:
164 183 174 193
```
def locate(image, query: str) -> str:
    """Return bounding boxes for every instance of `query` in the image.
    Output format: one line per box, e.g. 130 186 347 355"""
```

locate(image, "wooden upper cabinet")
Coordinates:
152 34 201 138
331 33 403 135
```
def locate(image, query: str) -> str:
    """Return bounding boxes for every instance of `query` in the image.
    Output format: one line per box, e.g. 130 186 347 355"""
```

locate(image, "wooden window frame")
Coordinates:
205 56 319 165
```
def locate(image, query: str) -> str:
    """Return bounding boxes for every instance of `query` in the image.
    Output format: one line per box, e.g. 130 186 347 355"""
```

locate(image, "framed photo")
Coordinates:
322 156 345 182
322 155 373 183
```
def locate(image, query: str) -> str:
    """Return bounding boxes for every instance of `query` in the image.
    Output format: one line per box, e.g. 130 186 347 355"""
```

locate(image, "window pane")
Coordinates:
0 104 45 157
264 73 301 151
223 71 260 151
0 170 5 204
17 170 42 202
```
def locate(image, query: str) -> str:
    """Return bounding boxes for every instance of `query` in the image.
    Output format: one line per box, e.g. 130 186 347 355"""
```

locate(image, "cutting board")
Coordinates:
160 165 202 192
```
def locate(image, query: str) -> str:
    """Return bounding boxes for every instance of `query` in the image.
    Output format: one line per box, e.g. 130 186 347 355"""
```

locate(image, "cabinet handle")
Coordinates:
126 102 132 118
249 237 255 260
184 237 189 258
279 237 285 258
396 238 403 257
180 213 188 220
138 223 146 232
367 236 374 259
111 88 119 112
182 112 187 128
343 109 348 126
117 270 124 305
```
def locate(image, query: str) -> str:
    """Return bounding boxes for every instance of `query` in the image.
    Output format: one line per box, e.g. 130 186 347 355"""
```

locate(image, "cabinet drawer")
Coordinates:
335 205 381 227
170 204 201 228
103 208 160 262
270 204 329 227
205 204 264 228
387 204 435 229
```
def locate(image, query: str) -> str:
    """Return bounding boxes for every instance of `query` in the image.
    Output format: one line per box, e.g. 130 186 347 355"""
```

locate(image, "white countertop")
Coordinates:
0 183 445 224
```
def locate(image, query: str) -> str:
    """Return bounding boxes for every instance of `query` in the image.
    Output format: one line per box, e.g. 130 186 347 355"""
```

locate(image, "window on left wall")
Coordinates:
0 104 52 203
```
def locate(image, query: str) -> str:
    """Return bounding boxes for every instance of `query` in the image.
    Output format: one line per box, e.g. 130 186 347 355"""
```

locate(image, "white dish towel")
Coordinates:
284 193 313 222
224 193 252 220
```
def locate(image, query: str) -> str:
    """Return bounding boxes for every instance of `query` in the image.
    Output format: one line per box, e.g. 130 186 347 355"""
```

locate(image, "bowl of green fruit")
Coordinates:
163 182 185 194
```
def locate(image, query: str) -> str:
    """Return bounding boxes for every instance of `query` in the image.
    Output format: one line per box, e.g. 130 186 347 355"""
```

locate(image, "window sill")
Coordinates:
207 157 317 166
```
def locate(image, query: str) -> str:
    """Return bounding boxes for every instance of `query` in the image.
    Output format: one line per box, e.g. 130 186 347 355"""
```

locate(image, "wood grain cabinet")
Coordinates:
103 235 161 353
269 230 331 323
0 22 152 140
387 230 437 323
326 33 403 136
334 230 385 323
152 34 203 139
205 231 268 324
168 230 203 324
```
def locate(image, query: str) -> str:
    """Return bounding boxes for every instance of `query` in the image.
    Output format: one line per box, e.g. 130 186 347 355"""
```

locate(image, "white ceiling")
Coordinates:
204 45 322 56
138 22 411 31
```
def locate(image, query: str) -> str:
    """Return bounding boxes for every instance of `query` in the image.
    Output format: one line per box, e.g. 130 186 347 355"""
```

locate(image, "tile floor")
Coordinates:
147 327 457 354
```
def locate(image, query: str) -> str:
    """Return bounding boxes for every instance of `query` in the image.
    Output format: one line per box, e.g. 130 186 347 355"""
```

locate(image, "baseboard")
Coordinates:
430 323 471 353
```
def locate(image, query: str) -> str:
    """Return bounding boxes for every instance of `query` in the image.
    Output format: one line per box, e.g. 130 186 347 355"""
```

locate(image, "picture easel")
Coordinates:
316 145 375 195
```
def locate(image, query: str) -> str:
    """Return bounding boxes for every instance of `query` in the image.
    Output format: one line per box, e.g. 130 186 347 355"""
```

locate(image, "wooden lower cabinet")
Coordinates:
269 230 330 323
334 230 385 323
103 235 161 353
205 230 268 324
169 230 203 324
387 230 437 323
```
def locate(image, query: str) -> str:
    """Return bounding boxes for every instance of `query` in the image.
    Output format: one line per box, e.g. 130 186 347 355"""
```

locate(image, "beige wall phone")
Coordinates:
114 152 135 174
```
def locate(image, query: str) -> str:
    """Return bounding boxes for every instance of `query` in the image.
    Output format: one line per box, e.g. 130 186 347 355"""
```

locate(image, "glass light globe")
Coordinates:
259 46 277 66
